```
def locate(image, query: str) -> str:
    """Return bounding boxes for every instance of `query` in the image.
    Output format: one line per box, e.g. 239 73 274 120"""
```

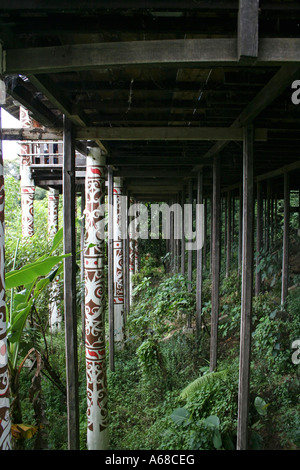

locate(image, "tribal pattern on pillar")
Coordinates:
48 188 62 332
0 115 11 450
48 188 59 237
134 201 140 273
129 197 135 305
84 149 108 450
19 107 35 238
113 178 125 342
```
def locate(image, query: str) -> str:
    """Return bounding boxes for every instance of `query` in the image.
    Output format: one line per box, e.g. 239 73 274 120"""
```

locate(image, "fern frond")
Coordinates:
180 369 228 400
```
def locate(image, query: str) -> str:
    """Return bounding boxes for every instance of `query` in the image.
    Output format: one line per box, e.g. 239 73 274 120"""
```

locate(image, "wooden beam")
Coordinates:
2 126 268 142
4 39 235 74
28 74 89 127
237 0 259 62
210 154 221 372
5 38 300 76
194 63 300 167
237 124 254 450
63 116 80 450
2 128 62 141
256 160 300 182
6 79 59 128
3 1 299 11
0 1 239 10
28 74 109 154
76 127 267 141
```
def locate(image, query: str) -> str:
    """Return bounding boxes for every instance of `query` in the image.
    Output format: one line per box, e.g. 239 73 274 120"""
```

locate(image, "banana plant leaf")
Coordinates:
5 253 71 290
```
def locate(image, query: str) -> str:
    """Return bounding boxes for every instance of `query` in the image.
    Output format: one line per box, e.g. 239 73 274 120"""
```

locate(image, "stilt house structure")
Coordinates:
0 0 300 450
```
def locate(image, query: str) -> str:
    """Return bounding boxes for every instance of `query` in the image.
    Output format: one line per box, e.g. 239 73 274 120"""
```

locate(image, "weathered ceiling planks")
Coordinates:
1 1 300 195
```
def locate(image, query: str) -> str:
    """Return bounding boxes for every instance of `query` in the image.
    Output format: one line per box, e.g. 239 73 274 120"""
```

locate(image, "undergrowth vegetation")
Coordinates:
106 253 300 451
4 171 300 450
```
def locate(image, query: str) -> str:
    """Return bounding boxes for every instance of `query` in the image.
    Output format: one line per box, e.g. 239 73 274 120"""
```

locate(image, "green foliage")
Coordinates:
179 370 228 400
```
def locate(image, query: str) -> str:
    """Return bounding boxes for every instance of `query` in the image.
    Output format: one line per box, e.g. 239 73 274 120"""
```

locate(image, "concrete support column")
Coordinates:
0 107 11 450
129 197 135 305
84 148 109 450
113 177 125 343
134 201 140 273
48 188 59 237
196 170 203 336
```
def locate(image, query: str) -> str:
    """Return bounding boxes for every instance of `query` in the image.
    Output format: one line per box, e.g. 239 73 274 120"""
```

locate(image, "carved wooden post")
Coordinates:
113 177 125 343
80 189 85 341
129 197 135 305
20 107 35 238
107 166 114 371
84 148 109 450
0 106 11 450
134 201 140 273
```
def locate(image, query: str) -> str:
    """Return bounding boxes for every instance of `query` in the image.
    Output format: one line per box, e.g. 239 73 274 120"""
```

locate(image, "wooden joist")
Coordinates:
5 39 300 76
1 126 268 142
193 63 300 167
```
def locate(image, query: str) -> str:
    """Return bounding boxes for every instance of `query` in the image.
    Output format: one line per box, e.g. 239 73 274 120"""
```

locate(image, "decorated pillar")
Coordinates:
84 148 108 450
134 201 140 273
48 188 62 332
129 197 135 305
48 187 59 237
0 108 11 450
113 177 125 343
19 107 35 238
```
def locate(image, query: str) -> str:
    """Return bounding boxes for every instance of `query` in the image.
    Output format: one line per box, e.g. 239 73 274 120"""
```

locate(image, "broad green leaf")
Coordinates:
180 370 228 400
205 415 220 428
33 265 61 298
12 291 27 311
254 396 269 417
213 429 222 449
8 299 34 344
170 407 191 426
5 253 71 289
49 227 63 254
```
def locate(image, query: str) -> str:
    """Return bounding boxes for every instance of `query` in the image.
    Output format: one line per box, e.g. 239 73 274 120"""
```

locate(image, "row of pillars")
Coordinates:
155 126 293 450
0 115 294 451
68 145 141 450
0 110 141 450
